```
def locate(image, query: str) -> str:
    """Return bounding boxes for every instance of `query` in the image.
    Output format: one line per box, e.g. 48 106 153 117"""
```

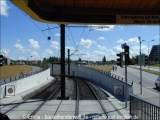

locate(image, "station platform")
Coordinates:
1 99 130 120
0 77 131 120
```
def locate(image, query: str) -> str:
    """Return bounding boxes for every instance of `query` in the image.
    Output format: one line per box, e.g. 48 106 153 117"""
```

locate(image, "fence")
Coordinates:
130 94 160 120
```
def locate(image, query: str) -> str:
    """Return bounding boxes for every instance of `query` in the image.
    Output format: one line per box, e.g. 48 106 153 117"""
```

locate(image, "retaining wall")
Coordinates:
0 68 51 99
51 64 133 99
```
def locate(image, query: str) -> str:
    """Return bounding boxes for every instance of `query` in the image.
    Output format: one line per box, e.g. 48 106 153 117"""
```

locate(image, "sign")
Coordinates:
114 85 124 95
116 15 160 24
5 85 15 96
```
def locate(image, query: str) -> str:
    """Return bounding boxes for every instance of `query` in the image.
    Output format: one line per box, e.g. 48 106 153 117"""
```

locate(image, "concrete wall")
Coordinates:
51 64 133 99
0 68 51 99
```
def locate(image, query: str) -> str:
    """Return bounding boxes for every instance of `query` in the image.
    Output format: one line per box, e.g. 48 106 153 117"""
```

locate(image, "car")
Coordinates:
155 76 160 88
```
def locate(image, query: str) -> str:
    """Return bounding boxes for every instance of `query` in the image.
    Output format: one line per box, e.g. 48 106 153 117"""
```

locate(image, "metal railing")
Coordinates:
130 94 160 120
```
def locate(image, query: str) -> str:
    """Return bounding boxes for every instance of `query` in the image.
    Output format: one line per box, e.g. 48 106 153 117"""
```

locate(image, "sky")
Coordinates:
0 0 160 62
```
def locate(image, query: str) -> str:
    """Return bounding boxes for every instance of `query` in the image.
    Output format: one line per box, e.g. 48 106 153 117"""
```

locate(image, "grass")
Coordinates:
129 66 160 75
152 64 160 67
85 65 112 72
0 65 32 80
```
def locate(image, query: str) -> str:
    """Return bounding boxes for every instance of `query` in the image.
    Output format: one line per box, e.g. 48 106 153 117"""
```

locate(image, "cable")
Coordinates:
85 27 93 40
77 25 86 49
67 27 78 49
14 5 47 38
46 24 55 41
65 31 77 50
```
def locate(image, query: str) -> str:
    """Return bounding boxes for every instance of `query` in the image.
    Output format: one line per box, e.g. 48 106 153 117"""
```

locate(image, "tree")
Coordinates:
78 58 82 62
102 56 106 62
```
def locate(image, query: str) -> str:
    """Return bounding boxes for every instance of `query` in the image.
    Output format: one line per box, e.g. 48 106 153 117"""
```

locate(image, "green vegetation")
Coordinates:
0 65 32 80
152 64 160 67
129 66 160 75
85 65 112 72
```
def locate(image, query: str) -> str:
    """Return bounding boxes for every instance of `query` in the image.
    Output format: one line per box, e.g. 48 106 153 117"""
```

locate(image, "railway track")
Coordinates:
0 76 60 116
1 76 128 119
26 84 61 120
71 77 110 120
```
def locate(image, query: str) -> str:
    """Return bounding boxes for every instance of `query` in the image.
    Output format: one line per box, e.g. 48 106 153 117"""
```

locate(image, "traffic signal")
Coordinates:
116 52 123 67
0 55 4 66
124 46 129 65
144 55 148 65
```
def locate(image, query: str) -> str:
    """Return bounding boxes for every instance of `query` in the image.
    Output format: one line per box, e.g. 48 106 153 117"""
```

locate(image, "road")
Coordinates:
110 66 160 107
111 66 159 93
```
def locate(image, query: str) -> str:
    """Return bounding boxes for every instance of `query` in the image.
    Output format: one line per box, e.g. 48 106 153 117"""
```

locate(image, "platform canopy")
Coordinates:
10 0 160 24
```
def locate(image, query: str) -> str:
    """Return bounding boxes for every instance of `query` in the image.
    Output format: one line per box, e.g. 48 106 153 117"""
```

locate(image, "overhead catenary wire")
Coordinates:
67 27 78 49
46 24 56 41
65 31 77 51
13 4 48 38
77 25 87 49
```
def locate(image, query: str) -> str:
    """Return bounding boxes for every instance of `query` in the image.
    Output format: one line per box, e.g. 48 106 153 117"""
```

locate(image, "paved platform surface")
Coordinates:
1 99 130 120
0 77 131 120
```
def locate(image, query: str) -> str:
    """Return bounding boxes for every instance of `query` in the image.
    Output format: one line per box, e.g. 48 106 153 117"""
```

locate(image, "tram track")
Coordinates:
71 77 110 120
0 76 60 115
1 76 128 119
26 84 61 120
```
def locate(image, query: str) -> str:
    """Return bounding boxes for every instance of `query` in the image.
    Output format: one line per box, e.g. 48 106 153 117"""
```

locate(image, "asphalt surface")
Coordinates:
110 65 160 106
115 66 159 90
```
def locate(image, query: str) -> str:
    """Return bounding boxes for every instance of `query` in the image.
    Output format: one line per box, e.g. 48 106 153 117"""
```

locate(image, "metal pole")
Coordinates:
139 37 142 94
52 63 53 76
125 65 127 108
60 24 65 99
148 41 149 70
68 49 70 75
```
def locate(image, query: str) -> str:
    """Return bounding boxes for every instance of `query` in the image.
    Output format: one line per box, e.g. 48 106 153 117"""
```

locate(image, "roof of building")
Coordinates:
10 0 160 24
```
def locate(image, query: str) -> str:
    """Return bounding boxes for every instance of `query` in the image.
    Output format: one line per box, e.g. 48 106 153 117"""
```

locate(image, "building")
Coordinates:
149 44 160 61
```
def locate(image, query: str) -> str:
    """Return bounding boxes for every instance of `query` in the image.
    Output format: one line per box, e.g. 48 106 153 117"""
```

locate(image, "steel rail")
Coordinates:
79 78 110 119
26 84 61 120
72 78 79 120
2 76 59 115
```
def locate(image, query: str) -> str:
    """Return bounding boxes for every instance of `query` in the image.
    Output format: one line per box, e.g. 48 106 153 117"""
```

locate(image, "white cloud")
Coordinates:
79 38 93 49
128 37 139 44
44 49 53 54
117 38 127 43
50 41 60 50
98 37 105 40
154 35 160 39
89 25 115 31
0 48 10 57
117 37 139 44
31 50 39 57
55 33 60 36
17 56 26 60
94 50 106 56
113 45 123 53
14 43 31 52
65 47 76 52
0 0 9 16
29 39 40 49
129 45 149 57
97 45 108 51
118 26 124 30
41 49 53 58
